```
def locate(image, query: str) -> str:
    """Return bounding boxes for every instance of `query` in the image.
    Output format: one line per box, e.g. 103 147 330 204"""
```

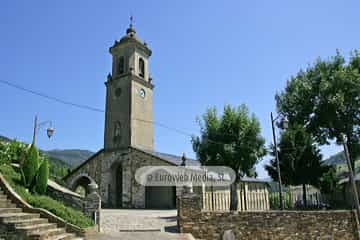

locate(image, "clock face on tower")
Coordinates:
139 88 146 98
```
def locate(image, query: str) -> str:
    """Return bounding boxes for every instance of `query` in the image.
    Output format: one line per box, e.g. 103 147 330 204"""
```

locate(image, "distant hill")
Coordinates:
323 150 360 178
45 149 94 167
0 134 93 169
323 151 346 166
0 134 73 180
0 135 11 142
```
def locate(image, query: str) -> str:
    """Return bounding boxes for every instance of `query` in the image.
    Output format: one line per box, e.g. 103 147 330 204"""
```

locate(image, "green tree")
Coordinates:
193 104 266 210
35 158 49 194
21 144 39 188
275 51 360 172
319 167 338 195
265 125 329 207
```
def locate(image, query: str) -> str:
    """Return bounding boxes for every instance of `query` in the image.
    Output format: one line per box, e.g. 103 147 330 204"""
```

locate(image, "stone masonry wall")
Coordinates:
48 178 101 225
46 180 84 210
64 150 103 192
178 193 360 240
100 147 177 208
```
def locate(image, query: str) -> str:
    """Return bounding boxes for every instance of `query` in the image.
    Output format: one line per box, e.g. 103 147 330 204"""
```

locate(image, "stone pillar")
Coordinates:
177 192 201 233
84 183 101 231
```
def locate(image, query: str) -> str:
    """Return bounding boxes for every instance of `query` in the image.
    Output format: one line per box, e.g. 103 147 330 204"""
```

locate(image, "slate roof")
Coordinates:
132 146 201 166
132 146 268 183
63 146 267 184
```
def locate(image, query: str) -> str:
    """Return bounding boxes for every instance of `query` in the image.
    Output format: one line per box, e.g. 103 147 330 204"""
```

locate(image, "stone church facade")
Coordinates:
63 22 199 209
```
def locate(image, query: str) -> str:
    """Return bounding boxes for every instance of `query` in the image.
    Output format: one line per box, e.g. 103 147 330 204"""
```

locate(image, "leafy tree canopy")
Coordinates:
192 104 266 210
276 50 360 168
266 125 328 187
265 125 330 206
192 104 266 176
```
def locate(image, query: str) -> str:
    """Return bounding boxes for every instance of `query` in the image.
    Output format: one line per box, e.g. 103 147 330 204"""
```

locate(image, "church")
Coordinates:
63 21 199 209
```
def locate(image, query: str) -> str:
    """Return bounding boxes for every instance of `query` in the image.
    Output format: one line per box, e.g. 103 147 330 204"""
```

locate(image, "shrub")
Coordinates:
0 139 67 184
0 140 27 165
26 194 93 227
0 164 93 228
21 144 39 188
35 158 49 194
269 191 292 209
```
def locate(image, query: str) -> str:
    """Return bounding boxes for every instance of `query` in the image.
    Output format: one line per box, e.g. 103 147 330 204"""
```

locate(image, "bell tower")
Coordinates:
104 19 154 151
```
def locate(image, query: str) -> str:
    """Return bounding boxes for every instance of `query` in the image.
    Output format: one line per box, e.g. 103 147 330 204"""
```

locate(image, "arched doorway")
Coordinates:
116 164 123 208
72 176 92 197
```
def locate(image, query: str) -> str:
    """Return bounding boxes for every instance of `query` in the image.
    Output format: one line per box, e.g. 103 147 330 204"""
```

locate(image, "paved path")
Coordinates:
86 232 195 240
100 209 178 232
90 209 195 239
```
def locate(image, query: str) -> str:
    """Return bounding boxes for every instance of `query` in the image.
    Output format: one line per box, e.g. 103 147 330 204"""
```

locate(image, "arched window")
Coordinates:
139 58 145 78
118 57 124 75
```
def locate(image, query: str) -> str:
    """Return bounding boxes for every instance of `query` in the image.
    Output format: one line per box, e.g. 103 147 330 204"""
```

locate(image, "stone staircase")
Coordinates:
0 188 82 240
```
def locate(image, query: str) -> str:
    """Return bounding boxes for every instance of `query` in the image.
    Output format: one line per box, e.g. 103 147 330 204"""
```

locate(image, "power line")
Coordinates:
0 80 104 113
0 79 302 152
133 118 192 138
133 118 296 152
0 79 197 137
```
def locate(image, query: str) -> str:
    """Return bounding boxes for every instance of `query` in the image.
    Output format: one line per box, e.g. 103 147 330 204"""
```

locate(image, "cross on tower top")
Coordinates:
130 15 134 27
126 15 136 35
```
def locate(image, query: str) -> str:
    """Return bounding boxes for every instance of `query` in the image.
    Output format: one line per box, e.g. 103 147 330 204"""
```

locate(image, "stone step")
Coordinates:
0 194 8 200
30 227 66 240
0 212 40 222
17 223 58 235
0 208 22 214
45 233 80 240
0 183 81 240
5 217 48 227
0 201 16 208
0 198 9 203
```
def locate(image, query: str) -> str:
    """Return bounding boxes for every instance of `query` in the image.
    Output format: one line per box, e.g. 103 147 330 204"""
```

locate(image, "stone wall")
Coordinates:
47 178 101 227
100 147 178 208
84 187 101 227
63 149 103 193
47 179 84 210
178 193 360 240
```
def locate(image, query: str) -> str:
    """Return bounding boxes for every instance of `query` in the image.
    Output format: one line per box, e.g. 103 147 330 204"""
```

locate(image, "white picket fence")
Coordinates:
202 182 269 211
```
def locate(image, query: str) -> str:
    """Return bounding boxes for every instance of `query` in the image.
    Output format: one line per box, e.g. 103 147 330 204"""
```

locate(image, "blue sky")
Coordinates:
0 0 358 178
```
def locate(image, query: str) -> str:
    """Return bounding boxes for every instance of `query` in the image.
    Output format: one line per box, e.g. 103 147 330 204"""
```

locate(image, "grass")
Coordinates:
0 164 94 228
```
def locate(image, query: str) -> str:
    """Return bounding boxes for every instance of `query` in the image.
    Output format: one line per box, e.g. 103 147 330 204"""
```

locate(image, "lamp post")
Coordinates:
271 112 288 210
32 115 54 145
342 135 360 218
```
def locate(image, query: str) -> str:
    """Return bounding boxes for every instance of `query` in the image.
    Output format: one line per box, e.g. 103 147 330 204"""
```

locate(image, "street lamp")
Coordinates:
32 115 54 145
270 112 288 210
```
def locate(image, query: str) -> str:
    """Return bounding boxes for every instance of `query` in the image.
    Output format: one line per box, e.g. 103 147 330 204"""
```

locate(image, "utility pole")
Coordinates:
32 115 38 144
343 136 360 218
271 112 284 210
